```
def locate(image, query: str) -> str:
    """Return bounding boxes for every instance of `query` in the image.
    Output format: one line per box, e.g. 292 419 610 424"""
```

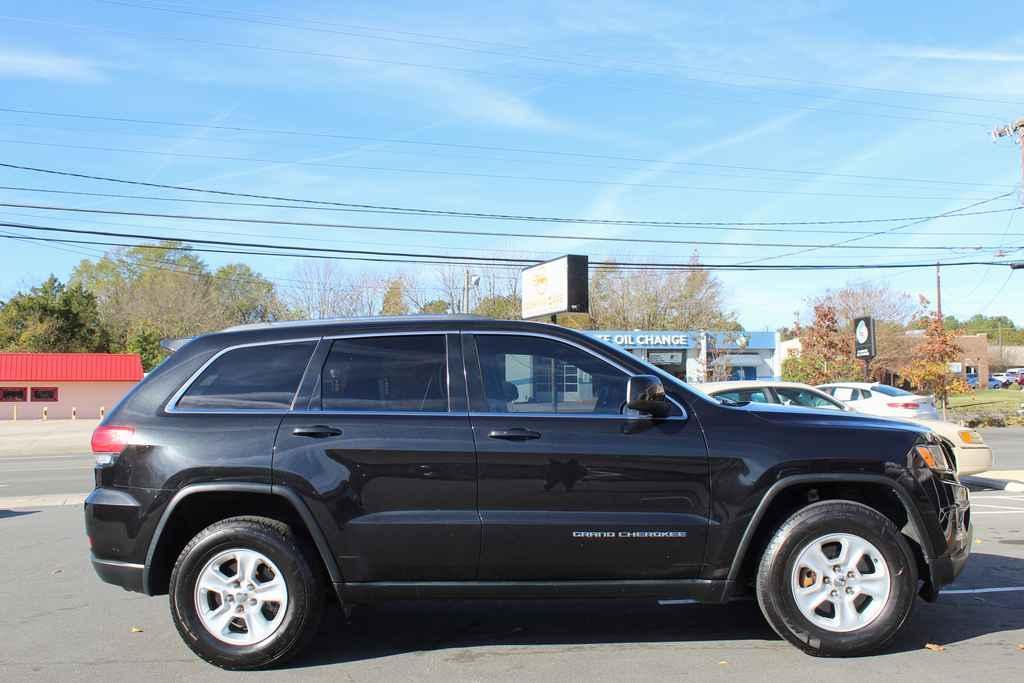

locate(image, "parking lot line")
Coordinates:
944 586 1024 595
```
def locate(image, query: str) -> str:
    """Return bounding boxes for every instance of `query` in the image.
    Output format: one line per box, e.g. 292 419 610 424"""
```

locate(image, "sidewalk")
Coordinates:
962 469 1024 492
0 419 98 457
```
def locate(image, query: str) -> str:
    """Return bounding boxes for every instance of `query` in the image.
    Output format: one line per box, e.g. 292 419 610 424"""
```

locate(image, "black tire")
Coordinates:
756 500 918 657
169 516 326 670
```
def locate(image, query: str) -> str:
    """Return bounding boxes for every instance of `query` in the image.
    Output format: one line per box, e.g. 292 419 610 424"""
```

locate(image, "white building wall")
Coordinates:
0 381 137 420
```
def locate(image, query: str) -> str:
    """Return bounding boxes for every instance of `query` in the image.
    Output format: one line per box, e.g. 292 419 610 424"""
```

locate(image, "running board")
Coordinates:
334 579 736 603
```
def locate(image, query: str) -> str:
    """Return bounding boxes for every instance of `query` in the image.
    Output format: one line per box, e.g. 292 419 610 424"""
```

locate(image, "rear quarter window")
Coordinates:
175 341 316 410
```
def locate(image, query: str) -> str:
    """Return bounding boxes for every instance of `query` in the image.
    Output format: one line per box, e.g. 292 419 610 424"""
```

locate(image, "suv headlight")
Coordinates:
957 429 984 445
914 443 952 472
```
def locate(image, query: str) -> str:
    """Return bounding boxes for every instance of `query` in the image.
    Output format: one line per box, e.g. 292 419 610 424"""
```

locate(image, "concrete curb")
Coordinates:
961 475 1024 492
0 493 88 509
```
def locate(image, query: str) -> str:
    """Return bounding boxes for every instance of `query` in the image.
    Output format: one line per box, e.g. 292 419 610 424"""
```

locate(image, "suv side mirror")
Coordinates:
626 375 671 418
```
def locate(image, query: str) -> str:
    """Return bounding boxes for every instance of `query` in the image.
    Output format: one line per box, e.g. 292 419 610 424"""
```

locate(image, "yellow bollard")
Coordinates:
11 404 16 421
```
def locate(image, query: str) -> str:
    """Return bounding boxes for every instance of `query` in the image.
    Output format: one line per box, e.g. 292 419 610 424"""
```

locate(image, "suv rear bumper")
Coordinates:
84 486 154 593
91 555 145 592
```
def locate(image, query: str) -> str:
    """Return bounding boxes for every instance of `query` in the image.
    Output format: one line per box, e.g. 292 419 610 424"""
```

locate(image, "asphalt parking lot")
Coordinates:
1 422 1023 681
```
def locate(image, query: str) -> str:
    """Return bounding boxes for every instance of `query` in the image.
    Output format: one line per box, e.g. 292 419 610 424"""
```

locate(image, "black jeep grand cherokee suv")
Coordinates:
85 316 971 669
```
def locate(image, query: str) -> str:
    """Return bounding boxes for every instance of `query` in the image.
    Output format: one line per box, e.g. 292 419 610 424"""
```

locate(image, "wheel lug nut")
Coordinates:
823 577 831 584
233 581 240 588
226 594 234 602
247 584 255 591
847 571 855 578
846 587 854 595
830 590 838 597
833 565 841 573
235 605 244 613
249 598 257 605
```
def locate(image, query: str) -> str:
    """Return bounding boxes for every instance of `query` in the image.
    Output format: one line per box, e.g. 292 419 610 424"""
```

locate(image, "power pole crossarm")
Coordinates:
991 117 1024 141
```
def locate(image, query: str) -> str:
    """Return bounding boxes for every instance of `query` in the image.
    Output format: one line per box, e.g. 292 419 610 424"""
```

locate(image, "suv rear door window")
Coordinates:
473 335 628 414
176 341 315 410
320 335 448 412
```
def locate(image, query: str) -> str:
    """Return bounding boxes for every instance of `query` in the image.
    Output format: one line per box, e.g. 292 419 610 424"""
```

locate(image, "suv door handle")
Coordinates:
488 428 541 441
291 425 343 438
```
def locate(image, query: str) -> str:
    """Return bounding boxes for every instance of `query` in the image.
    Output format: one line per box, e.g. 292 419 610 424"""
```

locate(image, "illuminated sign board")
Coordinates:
521 255 588 319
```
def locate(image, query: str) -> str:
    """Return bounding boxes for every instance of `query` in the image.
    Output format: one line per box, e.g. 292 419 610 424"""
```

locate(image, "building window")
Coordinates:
30 387 59 402
0 387 27 402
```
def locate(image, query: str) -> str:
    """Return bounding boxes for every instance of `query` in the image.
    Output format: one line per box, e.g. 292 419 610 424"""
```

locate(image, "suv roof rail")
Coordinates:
220 314 494 333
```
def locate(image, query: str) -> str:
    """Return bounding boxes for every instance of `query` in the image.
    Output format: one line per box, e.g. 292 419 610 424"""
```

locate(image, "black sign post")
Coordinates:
854 316 876 381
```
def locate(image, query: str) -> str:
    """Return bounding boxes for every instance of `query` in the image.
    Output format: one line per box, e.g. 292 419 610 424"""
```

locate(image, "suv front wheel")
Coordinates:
169 516 326 670
756 500 918 656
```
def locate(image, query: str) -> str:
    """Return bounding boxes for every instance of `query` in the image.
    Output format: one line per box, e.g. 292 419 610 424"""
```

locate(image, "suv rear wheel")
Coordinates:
756 500 918 656
169 516 325 670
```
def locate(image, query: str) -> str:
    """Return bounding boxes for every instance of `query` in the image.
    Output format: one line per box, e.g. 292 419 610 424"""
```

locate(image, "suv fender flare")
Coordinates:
142 482 341 594
726 473 933 582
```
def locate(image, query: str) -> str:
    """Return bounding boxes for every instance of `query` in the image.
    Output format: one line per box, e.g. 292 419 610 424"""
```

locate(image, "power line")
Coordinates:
0 220 537 265
0 138 997 201
0 228 1010 272
980 271 1015 315
6 185 1024 239
3 202 1017 252
96 0 1013 121
3 162 1021 228
0 108 1009 190
0 208 973 266
0 14 994 130
107 0 1019 108
739 191 1018 264
10 120 1019 193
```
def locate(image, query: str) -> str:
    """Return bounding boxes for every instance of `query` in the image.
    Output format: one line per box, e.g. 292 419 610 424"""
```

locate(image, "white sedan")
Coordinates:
817 382 939 420
698 380 992 476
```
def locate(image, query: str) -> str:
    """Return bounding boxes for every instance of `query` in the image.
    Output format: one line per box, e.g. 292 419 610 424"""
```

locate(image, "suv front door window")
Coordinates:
467 332 710 581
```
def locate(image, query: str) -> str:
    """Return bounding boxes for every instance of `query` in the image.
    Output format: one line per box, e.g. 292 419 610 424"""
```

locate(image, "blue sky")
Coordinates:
1 0 1022 329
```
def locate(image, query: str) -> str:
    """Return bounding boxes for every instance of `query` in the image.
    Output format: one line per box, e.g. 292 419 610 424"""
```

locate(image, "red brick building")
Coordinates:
0 353 144 420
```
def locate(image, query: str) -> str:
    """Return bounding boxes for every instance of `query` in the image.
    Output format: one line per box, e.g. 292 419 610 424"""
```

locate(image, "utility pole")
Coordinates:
935 262 942 323
461 270 480 314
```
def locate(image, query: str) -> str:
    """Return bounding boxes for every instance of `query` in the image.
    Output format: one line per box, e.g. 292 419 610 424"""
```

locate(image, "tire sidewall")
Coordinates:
762 505 917 654
170 523 316 669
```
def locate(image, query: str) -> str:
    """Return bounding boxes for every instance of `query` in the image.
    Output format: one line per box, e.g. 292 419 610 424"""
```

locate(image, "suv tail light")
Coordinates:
91 425 134 466
887 402 920 409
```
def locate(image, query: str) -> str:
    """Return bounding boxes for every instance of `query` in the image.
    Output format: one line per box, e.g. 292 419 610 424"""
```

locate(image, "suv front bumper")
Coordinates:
920 480 972 600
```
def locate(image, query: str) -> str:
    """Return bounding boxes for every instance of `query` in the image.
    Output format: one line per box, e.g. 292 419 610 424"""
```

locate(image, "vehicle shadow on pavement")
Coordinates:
888 551 1024 652
291 598 776 668
286 552 1024 668
0 509 39 520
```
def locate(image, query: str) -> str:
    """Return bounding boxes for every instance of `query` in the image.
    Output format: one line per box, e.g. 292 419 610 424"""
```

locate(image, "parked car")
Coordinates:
991 373 1013 388
85 316 971 668
700 380 992 475
966 374 1003 390
818 382 939 420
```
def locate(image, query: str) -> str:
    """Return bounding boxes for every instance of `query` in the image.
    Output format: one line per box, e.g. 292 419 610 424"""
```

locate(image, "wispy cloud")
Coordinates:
586 107 810 219
0 47 106 83
880 45 1024 63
